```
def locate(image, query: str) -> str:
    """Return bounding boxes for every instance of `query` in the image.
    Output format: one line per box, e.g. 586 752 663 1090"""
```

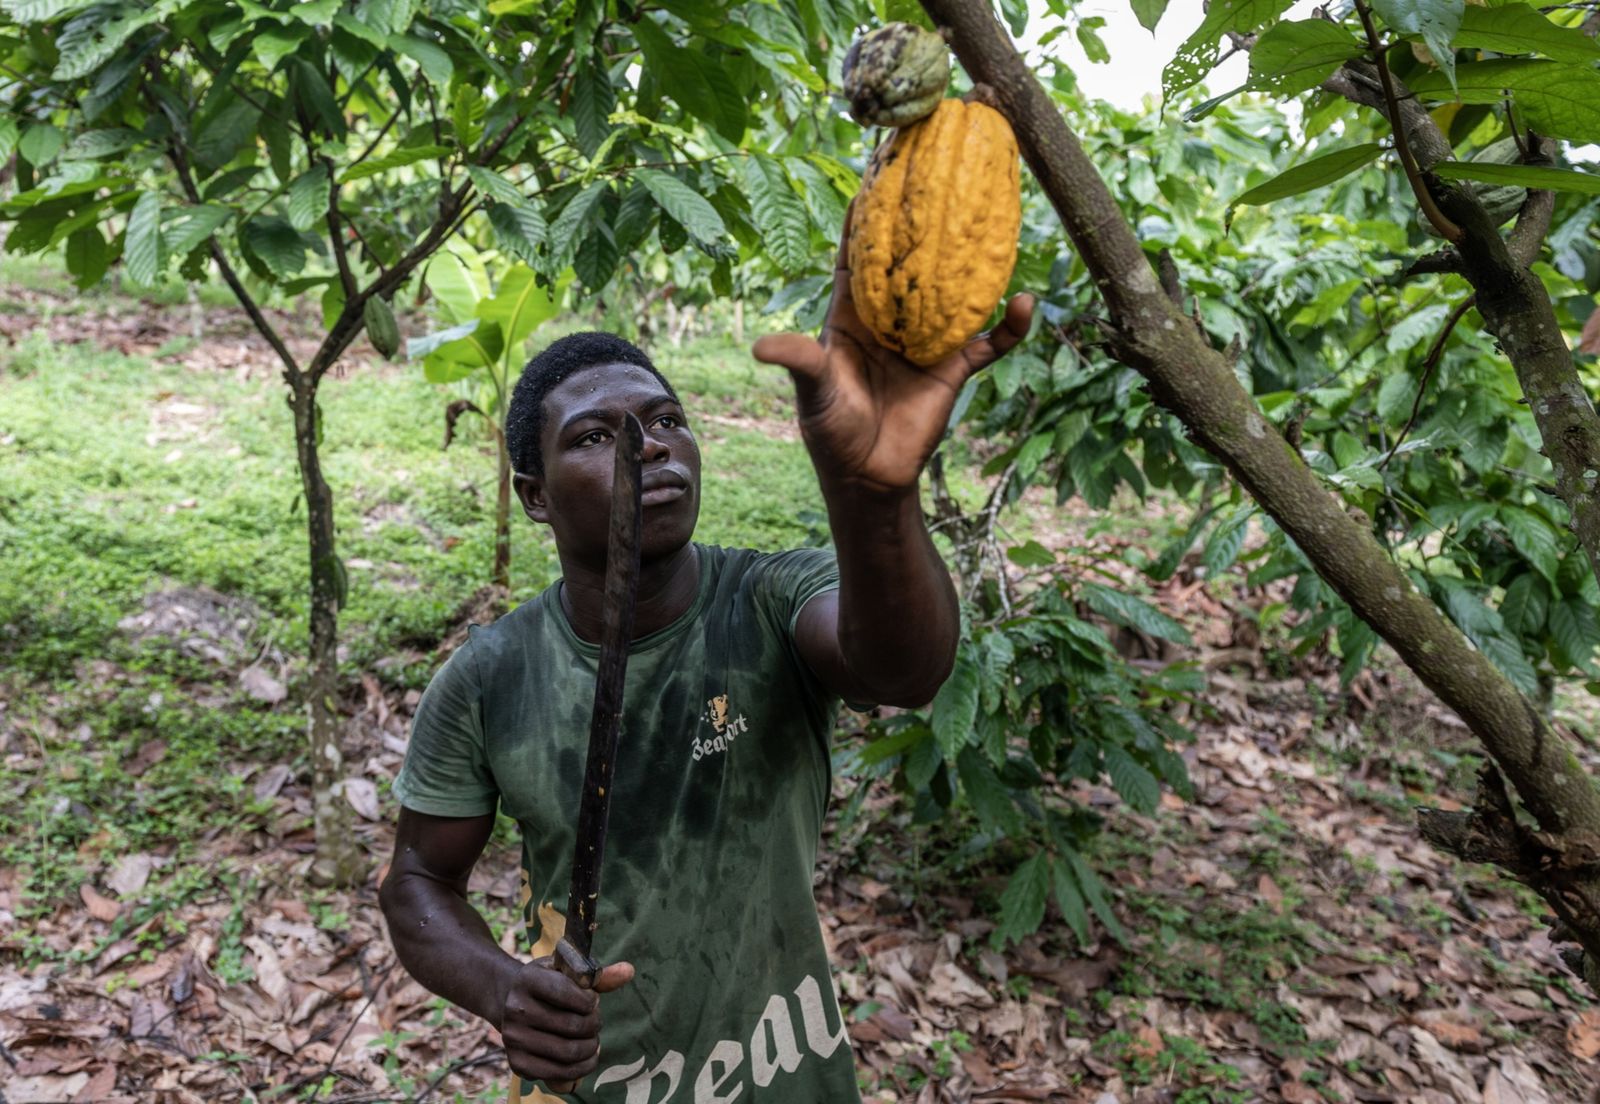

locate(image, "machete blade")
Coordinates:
555 411 644 989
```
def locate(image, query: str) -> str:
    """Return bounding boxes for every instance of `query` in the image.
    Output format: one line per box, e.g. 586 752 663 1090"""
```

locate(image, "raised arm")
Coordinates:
753 213 1033 707
379 808 632 1089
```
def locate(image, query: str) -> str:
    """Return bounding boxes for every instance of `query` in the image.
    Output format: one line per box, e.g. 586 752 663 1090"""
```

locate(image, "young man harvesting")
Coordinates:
379 233 1033 1101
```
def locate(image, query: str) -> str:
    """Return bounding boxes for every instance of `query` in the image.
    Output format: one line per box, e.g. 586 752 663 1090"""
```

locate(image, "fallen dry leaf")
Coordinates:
78 883 120 923
1567 1007 1600 1060
106 854 154 897
343 777 380 821
239 665 286 704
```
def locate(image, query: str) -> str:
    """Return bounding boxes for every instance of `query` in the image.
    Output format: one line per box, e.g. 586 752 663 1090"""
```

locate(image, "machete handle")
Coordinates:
553 935 598 989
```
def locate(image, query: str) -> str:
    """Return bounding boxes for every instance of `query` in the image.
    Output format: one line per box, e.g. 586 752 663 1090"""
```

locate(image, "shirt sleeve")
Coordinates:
749 547 842 637
391 636 500 817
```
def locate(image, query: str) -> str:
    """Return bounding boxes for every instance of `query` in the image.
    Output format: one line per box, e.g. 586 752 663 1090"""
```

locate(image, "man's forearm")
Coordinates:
380 872 520 1028
822 478 960 704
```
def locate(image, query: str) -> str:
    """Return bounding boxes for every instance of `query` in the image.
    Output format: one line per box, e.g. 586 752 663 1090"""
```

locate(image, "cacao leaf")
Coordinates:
741 155 810 275
1502 507 1561 583
287 165 329 232
18 122 63 166
1227 143 1383 219
991 853 1049 947
1102 745 1159 813
488 202 548 266
1163 0 1295 102
1065 849 1126 942
389 32 453 87
161 204 232 258
1454 1 1600 64
1370 0 1463 90
1432 160 1600 195
253 24 309 70
570 62 616 158
930 642 980 759
241 215 306 279
1051 856 1092 945
124 190 163 285
633 16 746 141
1410 59 1600 144
546 181 607 270
1081 582 1194 644
635 169 725 245
477 263 560 351
1499 572 1549 635
64 225 109 288
2 0 94 22
340 143 452 182
1130 0 1169 33
957 747 1022 834
1551 597 1600 671
1248 19 1365 96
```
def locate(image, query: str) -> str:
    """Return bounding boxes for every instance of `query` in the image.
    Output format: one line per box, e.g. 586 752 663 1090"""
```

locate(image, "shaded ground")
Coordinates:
2 282 1598 1103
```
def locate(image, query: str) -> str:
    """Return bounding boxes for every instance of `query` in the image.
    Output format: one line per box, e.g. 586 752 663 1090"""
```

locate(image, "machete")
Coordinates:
554 410 644 990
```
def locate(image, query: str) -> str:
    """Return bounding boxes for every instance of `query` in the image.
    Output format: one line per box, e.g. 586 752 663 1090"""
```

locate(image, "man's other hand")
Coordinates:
752 201 1034 494
500 957 634 1094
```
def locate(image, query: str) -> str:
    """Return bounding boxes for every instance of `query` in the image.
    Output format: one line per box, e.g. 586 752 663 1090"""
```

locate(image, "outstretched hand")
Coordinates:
753 203 1034 494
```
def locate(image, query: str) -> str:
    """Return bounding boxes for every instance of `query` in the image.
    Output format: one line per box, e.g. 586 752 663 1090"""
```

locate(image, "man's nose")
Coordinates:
641 426 670 462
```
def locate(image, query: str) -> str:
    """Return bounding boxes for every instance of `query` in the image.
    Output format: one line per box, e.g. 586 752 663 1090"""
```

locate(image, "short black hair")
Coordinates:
505 332 677 479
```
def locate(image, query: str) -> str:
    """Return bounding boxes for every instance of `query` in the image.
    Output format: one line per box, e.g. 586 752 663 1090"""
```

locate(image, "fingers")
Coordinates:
500 958 633 1094
752 332 832 411
934 293 1036 388
593 960 635 994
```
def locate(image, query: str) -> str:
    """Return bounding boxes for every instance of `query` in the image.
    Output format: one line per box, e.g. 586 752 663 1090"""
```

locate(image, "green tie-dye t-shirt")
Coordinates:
392 544 863 1103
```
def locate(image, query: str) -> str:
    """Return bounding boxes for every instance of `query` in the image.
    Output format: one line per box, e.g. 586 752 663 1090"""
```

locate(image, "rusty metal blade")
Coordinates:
556 411 644 987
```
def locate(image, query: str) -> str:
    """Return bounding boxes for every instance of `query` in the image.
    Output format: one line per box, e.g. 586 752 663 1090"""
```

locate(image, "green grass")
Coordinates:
0 276 826 944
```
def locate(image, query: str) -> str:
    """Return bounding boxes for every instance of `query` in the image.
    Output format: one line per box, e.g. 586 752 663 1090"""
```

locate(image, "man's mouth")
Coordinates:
640 470 689 507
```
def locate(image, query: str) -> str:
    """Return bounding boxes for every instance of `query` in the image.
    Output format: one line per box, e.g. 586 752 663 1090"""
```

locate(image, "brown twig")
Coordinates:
1380 295 1477 469
1353 0 1462 242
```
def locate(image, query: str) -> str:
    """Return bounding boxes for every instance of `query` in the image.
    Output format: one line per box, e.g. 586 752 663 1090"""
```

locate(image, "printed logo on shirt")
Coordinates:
691 693 748 761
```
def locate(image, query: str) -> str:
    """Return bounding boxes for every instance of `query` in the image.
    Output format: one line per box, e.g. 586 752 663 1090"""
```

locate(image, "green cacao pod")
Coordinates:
363 295 401 359
841 22 949 129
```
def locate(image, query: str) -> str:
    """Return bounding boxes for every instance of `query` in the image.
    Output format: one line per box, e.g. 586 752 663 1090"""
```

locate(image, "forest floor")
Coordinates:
2 271 1598 1104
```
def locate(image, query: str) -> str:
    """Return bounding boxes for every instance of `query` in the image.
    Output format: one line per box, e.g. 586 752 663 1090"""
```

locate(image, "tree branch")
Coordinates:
1380 295 1475 469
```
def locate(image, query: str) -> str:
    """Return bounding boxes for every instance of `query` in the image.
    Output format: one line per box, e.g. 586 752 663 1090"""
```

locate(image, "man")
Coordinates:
379 224 1033 1102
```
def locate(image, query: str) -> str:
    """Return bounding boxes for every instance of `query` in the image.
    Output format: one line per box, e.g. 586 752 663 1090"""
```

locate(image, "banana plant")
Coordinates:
409 247 569 592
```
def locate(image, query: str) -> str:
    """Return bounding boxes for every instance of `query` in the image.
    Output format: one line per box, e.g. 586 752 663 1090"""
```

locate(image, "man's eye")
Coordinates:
578 430 608 447
656 414 680 429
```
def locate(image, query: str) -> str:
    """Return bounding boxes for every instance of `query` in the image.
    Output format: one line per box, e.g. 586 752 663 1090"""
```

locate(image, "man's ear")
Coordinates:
512 471 549 524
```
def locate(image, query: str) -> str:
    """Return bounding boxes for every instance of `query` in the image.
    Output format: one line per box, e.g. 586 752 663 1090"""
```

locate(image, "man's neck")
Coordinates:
557 542 701 644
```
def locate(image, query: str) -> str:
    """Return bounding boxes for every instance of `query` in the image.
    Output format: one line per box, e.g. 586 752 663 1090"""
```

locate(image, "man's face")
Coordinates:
518 362 701 564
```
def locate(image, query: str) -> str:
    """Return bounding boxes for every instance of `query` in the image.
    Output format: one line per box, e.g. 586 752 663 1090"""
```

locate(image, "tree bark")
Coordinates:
494 427 512 593
291 381 365 887
923 0 1600 990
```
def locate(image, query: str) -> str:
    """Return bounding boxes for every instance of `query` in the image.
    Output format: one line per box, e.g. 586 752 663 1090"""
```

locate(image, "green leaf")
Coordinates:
574 224 620 289
478 263 561 351
1248 19 1365 96
65 225 109 288
1550 598 1600 671
930 646 980 759
339 143 452 183
241 215 306 279
287 165 330 232
253 23 309 70
1499 573 1549 635
359 0 419 35
1479 632 1540 694
1411 60 1600 144
741 155 811 275
191 97 259 175
0 118 17 164
1457 2 1600 63
389 32 453 87
1007 540 1055 568
1081 582 1194 645
1228 143 1384 215
18 123 63 167
162 204 232 257
290 58 347 140
991 853 1050 948
288 0 339 24
52 5 163 81
466 166 523 206
1371 0 1463 90
1201 509 1250 576
59 128 139 161
1102 745 1160 814
633 16 746 141
487 202 548 267
1064 849 1126 943
407 319 478 361
1502 507 1561 583
1 0 94 22
1050 856 1092 945
124 190 163 285
570 62 616 158
1130 0 1168 33
546 182 608 270
1163 0 1295 102
1433 160 1600 195
957 747 1022 835
635 169 726 245
1377 370 1417 426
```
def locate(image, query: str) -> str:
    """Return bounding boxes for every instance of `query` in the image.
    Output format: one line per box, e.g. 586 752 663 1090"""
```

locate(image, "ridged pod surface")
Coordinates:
841 22 950 128
848 99 1021 367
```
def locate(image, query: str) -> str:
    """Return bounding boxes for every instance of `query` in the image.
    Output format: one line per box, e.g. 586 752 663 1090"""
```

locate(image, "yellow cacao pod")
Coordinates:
848 98 1021 367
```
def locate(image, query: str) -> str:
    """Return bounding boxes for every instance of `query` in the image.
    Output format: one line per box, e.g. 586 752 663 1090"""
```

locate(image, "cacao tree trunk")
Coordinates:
925 0 1600 991
291 381 364 887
